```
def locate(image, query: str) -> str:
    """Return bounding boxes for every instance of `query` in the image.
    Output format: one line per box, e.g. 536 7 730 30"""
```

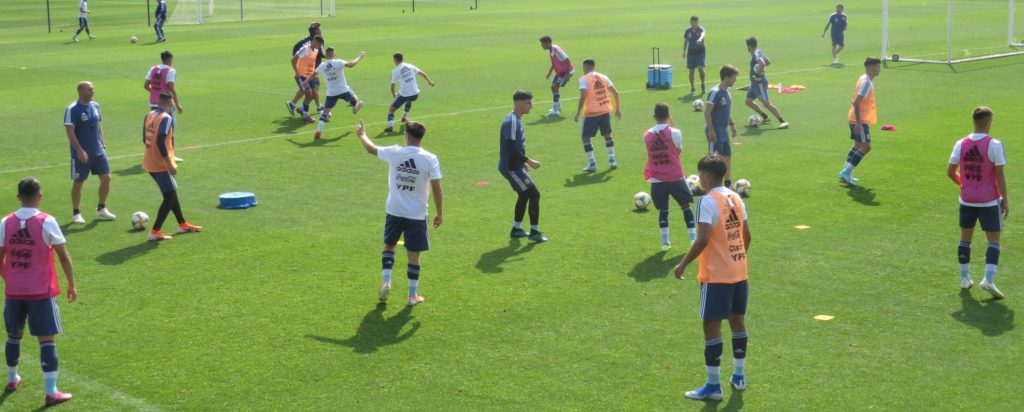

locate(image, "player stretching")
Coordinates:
674 154 752 401
72 0 95 42
385 53 436 133
540 36 574 117
500 90 547 243
644 103 696 250
288 35 324 123
1 177 77 406
574 58 621 172
838 57 881 186
154 0 167 42
822 4 847 65
948 107 1008 299
314 48 365 139
64 81 116 225
142 92 202 241
744 37 788 129
683 16 707 95
705 65 739 189
357 121 443 306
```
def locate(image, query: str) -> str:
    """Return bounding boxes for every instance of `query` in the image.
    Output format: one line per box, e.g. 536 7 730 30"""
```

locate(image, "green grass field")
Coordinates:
1 0 1023 410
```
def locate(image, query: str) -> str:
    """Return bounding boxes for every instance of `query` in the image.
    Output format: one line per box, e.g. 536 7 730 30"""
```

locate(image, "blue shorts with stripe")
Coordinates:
71 153 111 181
705 127 731 157
699 280 748 321
651 180 693 210
294 76 318 92
501 168 536 193
831 33 845 47
581 113 612 138
78 17 88 27
746 78 770 102
849 123 870 143
150 171 178 194
552 71 574 87
384 214 430 252
5 298 62 336
391 94 419 110
960 204 1003 232
687 53 706 69
325 92 357 109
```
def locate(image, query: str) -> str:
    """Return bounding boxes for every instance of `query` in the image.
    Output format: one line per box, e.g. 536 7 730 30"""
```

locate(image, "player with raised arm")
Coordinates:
683 16 708 95
314 48 365 139
385 53 436 133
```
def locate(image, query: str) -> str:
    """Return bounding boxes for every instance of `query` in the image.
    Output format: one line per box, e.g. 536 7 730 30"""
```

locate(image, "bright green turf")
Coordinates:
0 0 1023 410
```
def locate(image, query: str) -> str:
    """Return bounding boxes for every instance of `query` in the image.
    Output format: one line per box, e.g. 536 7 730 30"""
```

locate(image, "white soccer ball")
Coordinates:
686 174 703 196
734 179 751 197
748 114 761 127
131 211 149 230
633 192 652 210
692 99 704 112
130 36 138 44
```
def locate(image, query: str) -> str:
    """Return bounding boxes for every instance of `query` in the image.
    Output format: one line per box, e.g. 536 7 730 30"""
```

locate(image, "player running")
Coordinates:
288 35 324 123
314 48 365 139
838 57 882 186
357 120 443 306
744 37 789 130
500 90 547 243
142 92 202 241
674 154 752 402
822 4 848 65
644 103 697 250
705 65 739 189
287 24 325 120
64 81 116 225
540 36 574 117
574 58 621 172
683 16 707 95
72 0 95 42
154 0 167 42
385 53 436 133
948 107 1008 299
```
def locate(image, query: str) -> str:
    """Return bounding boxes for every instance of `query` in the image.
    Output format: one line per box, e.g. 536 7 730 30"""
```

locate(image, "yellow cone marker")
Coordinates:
814 315 835 321
795 225 811 230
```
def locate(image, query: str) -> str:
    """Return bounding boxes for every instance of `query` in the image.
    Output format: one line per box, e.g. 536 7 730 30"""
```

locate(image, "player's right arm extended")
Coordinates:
53 244 76 302
346 52 365 67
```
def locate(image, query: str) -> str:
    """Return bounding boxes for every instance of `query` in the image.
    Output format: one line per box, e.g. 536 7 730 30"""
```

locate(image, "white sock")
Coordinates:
960 264 970 279
984 264 997 283
660 227 669 244
688 228 697 241
586 151 596 163
842 163 853 174
387 120 394 127
607 146 616 158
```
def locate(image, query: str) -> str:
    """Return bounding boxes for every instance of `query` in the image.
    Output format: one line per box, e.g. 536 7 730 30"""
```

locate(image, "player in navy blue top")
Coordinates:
499 90 546 242
821 4 847 65
154 0 167 42
744 37 789 130
63 81 116 225
683 16 707 95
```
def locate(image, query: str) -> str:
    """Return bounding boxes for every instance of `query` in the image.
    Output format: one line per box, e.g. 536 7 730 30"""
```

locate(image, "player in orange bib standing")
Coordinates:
673 154 751 401
839 57 881 186
142 92 202 241
574 59 621 172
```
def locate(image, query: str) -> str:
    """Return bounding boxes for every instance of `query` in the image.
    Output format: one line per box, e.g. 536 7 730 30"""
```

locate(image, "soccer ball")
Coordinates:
130 36 138 44
686 174 703 196
734 179 751 197
633 192 652 210
748 114 761 127
131 211 149 230
692 99 704 112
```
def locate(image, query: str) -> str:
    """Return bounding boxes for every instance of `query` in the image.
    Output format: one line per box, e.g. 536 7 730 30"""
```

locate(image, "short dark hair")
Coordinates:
973 106 994 125
513 89 533 102
864 57 882 67
160 50 173 63
654 103 670 120
17 177 40 199
325 47 335 54
393 52 404 62
311 35 324 44
406 121 426 139
159 91 173 103
539 35 552 43
745 37 758 48
690 15 699 22
308 22 320 36
698 155 728 181
582 58 595 66
719 64 739 79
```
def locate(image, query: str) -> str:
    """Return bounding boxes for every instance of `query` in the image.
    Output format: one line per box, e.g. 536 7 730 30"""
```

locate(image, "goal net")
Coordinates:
167 0 334 25
882 0 1024 64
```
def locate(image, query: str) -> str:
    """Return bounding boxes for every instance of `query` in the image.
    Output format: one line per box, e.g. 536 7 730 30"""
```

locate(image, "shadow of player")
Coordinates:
528 115 565 125
845 185 880 206
475 239 539 274
699 390 744 412
951 289 1014 336
628 250 684 282
286 133 347 148
113 164 144 176
563 169 613 188
60 220 101 237
95 241 159 266
306 304 420 354
271 117 311 135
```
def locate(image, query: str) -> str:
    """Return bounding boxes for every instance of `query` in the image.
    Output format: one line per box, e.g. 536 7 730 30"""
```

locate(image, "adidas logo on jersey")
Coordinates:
397 158 420 175
650 136 668 149
963 146 984 163
725 208 741 230
8 228 36 246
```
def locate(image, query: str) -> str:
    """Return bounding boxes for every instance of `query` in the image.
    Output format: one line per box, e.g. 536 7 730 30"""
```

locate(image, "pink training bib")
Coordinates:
959 135 1000 204
644 127 684 182
2 213 60 300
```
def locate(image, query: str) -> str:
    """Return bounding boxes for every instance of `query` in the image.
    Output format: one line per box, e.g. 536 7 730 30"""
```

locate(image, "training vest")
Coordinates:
697 191 749 284
959 135 1001 204
848 74 877 125
143 109 176 172
582 72 613 117
147 65 170 106
643 127 684 182
296 46 319 77
3 213 60 300
550 45 573 74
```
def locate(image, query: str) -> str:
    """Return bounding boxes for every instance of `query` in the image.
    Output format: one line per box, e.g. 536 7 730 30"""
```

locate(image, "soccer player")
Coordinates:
540 36 574 117
64 81 116 225
144 51 182 113
142 92 202 241
385 53 436 133
673 154 751 401
356 120 443 306
838 57 882 186
72 0 95 42
744 37 789 130
704 65 739 189
287 24 324 119
948 107 1008 299
0 177 77 406
574 58 621 172
822 4 848 65
314 48 365 139
154 0 167 42
289 35 324 123
500 90 547 243
683 16 707 95
644 103 696 250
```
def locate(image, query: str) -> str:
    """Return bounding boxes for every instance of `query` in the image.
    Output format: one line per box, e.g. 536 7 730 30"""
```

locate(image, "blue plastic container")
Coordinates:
219 192 257 209
646 64 673 89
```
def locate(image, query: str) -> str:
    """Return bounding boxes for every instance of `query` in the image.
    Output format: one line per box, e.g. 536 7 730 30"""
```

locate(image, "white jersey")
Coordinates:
391 63 421 97
144 64 177 83
697 187 749 225
316 59 351 96
0 208 66 247
378 145 442 220
79 0 89 18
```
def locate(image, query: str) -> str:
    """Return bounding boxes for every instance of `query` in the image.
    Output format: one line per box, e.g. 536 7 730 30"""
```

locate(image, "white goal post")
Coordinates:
882 0 1024 64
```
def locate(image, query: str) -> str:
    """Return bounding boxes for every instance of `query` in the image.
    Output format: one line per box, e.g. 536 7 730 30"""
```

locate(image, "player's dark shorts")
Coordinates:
501 168 536 193
390 94 419 110
78 17 88 27
384 214 430 252
705 127 731 157
295 76 314 91
70 153 110 181
687 53 706 69
552 71 574 87
849 123 871 143
831 32 845 47
746 78 770 102
960 204 1003 232
149 171 178 194
4 298 62 336
325 92 358 109
700 280 748 320
581 113 612 138
651 180 693 210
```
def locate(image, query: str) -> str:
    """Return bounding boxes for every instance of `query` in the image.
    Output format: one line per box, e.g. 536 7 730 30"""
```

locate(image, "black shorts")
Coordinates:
581 113 612 138
325 92 357 109
501 168 536 193
5 298 62 336
384 214 430 252
651 180 693 210
960 204 1003 232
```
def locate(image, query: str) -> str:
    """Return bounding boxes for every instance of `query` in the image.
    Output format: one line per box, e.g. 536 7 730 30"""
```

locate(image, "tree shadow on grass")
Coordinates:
699 390 743 412
113 164 144 177
286 133 347 148
95 241 158 266
845 185 880 206
563 169 613 188
306 303 419 354
951 289 1014 336
476 239 538 274
628 250 683 282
